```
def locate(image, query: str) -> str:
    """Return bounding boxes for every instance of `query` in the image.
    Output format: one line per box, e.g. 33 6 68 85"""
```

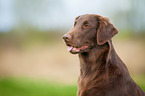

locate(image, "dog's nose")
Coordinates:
63 34 71 41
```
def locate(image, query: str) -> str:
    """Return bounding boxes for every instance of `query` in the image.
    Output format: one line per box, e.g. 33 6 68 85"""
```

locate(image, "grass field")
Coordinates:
0 76 145 96
0 78 77 96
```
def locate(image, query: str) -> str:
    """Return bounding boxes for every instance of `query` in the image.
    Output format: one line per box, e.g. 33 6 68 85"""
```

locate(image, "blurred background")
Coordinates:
0 0 145 96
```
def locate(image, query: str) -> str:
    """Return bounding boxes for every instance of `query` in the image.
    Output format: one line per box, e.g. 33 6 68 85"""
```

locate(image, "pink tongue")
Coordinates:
67 46 88 52
72 47 80 52
67 46 73 51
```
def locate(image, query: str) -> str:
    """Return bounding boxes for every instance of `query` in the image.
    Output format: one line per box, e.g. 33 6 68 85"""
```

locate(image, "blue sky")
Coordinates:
0 0 15 31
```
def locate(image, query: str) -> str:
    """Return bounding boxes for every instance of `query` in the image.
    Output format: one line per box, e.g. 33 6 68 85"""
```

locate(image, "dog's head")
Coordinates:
63 14 118 54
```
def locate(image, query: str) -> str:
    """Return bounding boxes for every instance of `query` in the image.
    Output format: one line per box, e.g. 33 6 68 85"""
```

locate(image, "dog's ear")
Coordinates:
97 16 118 45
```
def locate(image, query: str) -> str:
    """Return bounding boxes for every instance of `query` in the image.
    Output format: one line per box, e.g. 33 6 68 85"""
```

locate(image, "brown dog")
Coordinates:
63 14 145 96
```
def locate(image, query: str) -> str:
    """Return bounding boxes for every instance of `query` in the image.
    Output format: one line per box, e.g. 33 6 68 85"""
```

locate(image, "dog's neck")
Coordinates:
78 41 130 80
78 42 110 78
77 42 132 96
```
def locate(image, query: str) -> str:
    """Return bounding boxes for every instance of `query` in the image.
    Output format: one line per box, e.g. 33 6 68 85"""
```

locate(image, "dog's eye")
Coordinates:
83 24 89 28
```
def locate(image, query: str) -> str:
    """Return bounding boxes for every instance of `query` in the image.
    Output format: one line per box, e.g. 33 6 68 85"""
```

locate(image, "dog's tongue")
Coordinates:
67 46 80 52
67 46 73 52
72 47 80 52
67 46 88 53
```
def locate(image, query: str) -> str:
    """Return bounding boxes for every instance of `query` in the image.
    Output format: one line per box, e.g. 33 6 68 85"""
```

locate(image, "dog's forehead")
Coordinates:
75 14 97 23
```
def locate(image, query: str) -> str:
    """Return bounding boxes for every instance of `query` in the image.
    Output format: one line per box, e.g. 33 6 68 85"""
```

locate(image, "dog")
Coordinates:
63 14 145 96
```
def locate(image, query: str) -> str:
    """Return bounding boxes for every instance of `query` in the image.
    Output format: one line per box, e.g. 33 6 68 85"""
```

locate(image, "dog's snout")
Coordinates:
63 34 71 41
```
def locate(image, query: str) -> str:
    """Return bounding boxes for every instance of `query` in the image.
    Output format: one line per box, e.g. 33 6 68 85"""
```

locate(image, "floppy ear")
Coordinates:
97 16 118 45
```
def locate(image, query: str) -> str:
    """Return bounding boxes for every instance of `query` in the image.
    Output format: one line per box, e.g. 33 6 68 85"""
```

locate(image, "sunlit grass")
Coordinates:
0 76 145 96
0 78 77 96
132 75 145 91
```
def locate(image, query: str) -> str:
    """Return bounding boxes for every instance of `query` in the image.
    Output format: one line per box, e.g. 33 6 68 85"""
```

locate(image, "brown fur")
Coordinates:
63 14 145 96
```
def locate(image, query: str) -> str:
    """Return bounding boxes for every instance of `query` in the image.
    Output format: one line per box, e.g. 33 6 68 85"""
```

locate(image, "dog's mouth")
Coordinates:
67 44 88 54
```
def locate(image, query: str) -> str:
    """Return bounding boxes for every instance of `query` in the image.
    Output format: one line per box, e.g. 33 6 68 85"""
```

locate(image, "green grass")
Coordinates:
0 78 77 96
132 75 145 91
0 76 145 96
